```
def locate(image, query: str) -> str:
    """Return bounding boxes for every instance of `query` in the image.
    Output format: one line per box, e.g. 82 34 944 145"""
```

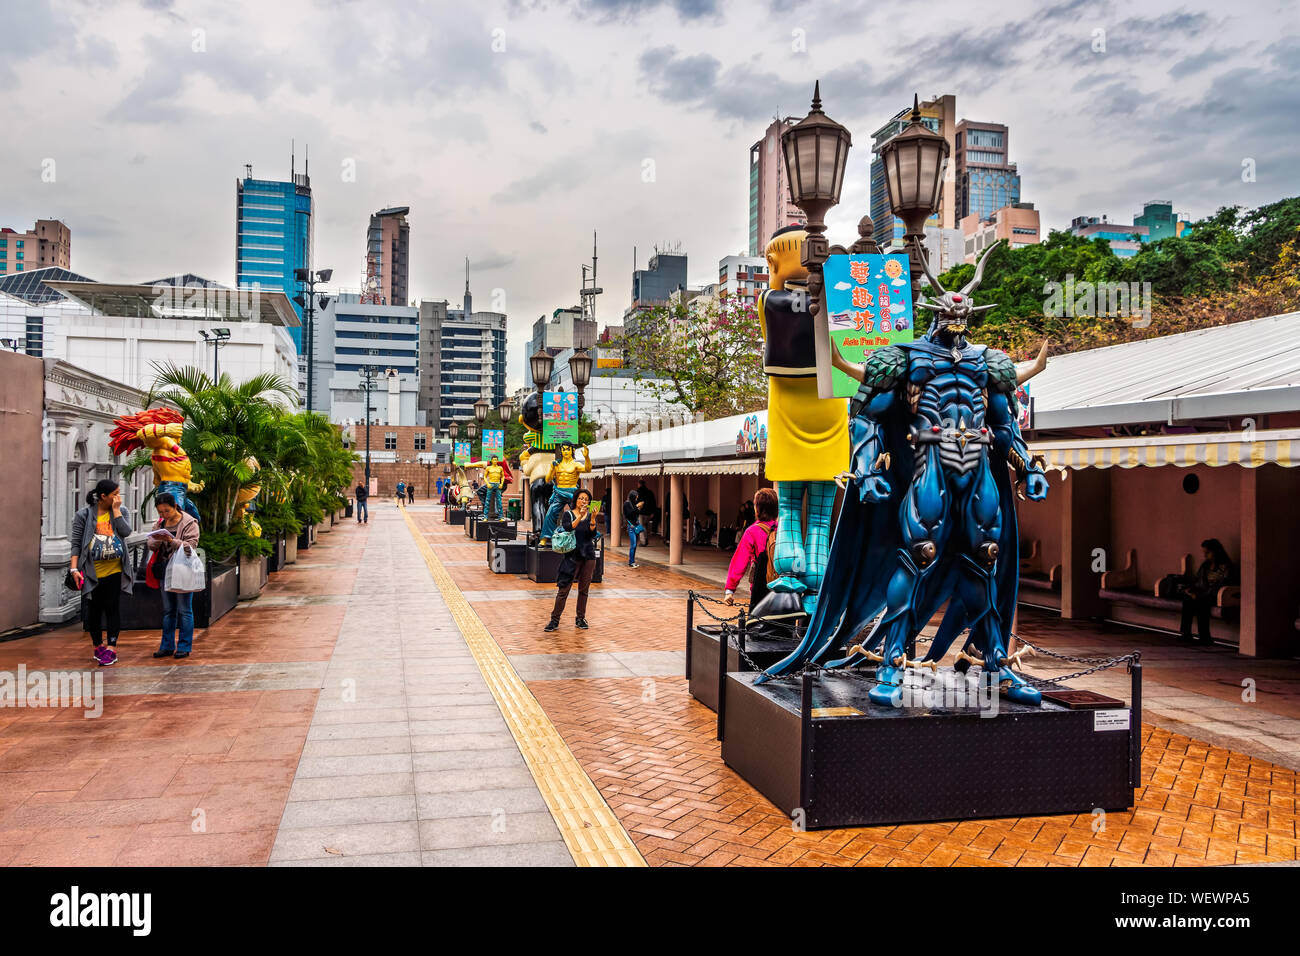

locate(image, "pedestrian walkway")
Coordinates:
2 500 1297 867
412 507 1300 867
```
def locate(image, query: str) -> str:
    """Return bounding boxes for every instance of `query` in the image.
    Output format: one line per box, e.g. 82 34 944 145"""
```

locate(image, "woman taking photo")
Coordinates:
69 478 134 666
147 492 201 659
544 488 599 632
723 487 779 615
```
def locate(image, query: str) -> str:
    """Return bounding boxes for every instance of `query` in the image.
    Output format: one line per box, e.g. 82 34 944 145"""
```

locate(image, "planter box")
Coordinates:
238 553 268 600
266 534 288 573
310 524 318 545
200 560 239 626
298 526 312 551
285 533 299 565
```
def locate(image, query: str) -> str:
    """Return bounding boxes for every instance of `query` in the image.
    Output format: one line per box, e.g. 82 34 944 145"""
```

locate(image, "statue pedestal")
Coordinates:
473 519 516 541
448 507 467 527
718 665 1138 829
686 621 800 714
488 538 528 574
526 544 565 584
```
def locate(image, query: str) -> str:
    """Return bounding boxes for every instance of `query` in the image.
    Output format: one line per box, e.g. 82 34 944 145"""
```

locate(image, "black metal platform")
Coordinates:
720 666 1139 829
448 507 467 527
686 620 801 713
525 543 605 583
472 518 516 541
489 538 529 574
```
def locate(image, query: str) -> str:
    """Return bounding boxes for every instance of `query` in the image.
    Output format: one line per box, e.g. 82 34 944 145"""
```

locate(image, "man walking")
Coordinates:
355 481 369 523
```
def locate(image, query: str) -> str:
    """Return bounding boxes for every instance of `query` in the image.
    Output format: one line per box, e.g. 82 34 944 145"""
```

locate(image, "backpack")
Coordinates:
762 521 778 585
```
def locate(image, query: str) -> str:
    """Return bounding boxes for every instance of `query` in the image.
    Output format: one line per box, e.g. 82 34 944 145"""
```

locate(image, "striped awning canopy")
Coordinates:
1030 428 1298 470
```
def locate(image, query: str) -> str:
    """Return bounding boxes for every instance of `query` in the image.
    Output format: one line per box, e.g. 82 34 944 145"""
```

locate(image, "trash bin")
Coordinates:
344 497 354 518
507 498 522 521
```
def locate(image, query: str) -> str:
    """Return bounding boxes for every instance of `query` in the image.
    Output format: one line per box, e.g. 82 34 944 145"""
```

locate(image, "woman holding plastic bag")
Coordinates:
146 492 202 659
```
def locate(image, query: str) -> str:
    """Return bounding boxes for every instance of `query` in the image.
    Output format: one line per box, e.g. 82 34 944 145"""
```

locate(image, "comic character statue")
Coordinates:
466 455 508 520
517 391 557 534
232 456 261 536
109 408 204 523
757 241 1051 707
540 442 591 547
751 226 849 621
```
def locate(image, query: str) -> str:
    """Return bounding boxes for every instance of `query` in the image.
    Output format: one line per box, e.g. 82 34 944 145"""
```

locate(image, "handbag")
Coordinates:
550 530 577 553
165 545 207 593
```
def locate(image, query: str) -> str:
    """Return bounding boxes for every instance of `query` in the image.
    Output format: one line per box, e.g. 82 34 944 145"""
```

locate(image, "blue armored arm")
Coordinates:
985 349 1047 500
845 346 906 503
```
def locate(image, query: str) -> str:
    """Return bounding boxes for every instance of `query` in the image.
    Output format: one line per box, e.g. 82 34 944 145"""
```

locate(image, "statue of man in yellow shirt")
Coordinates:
466 455 507 519
540 443 591 546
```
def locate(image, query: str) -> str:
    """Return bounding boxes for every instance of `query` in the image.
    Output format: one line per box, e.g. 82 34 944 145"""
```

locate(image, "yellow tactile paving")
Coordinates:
402 509 646 867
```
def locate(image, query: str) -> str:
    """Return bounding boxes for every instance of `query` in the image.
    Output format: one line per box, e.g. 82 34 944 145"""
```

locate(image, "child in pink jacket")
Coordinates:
723 488 779 614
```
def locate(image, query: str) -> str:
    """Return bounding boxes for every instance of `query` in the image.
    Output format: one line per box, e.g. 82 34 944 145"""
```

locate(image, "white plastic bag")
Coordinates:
165 545 206 593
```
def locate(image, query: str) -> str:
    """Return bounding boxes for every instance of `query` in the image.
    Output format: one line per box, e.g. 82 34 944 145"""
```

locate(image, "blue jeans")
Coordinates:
161 589 194 654
356 499 368 521
541 486 576 541
485 483 503 519
627 522 644 564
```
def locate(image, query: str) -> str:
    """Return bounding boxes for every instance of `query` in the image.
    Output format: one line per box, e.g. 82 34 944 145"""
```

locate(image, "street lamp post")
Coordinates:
568 348 593 418
779 82 865 329
198 327 231 380
876 94 951 300
359 365 379 485
294 267 333 413
529 349 554 402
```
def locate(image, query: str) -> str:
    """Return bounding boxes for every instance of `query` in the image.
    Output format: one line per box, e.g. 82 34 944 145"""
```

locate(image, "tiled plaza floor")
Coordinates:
414 507 1300 868
3 500 1297 867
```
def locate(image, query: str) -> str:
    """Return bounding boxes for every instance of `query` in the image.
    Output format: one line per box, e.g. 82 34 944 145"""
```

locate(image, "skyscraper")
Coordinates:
954 119 1021 223
869 94 957 248
366 207 410 306
748 118 808 256
235 160 312 349
418 271 506 432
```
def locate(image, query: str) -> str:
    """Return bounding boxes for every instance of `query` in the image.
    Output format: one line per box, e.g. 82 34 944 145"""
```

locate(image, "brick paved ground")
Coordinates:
415 508 1300 868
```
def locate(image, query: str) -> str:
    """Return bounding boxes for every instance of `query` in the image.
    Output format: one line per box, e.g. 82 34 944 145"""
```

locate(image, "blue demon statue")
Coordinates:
757 241 1050 707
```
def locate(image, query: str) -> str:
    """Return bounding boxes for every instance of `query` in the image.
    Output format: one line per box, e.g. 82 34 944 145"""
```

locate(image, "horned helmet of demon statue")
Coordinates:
917 238 1000 342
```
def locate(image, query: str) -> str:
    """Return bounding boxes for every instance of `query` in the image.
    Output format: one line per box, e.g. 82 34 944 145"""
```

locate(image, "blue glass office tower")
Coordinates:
235 165 313 350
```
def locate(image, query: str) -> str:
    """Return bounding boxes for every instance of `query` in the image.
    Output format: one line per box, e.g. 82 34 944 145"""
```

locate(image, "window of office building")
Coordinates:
414 433 426 451
384 432 397 450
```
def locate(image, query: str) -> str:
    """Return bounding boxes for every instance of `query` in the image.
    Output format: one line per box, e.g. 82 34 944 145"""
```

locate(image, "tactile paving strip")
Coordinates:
402 509 646 866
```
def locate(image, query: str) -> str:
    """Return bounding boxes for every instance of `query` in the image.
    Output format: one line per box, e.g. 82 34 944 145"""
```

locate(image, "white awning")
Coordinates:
1030 428 1299 469
661 459 763 476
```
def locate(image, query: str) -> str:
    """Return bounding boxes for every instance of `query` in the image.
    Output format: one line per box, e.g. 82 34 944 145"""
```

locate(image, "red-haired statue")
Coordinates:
109 408 204 522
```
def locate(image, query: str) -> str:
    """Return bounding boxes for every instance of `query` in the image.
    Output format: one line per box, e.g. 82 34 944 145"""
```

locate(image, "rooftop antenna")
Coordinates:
291 139 295 177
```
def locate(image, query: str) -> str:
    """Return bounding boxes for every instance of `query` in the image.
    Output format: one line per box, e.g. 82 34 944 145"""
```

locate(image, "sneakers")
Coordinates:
543 621 559 632
576 619 589 630
153 649 174 658
94 645 117 667
628 563 639 569
175 651 191 659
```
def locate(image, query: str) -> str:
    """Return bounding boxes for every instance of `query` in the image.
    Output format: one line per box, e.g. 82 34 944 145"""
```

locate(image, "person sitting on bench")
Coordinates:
692 509 718 546
1175 538 1237 644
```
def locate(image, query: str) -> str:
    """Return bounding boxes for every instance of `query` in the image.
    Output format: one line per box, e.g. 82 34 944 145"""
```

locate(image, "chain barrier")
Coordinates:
687 593 1138 689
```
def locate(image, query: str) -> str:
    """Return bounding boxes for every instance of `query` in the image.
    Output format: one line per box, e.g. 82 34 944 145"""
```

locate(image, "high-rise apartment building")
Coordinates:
748 118 808 256
718 255 769 310
418 281 506 432
366 206 410 306
319 293 421 426
235 162 313 349
0 219 71 275
954 120 1021 223
869 94 957 248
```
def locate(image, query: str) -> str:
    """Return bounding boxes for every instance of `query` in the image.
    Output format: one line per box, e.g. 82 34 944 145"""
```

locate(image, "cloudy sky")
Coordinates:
3 0 1297 388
